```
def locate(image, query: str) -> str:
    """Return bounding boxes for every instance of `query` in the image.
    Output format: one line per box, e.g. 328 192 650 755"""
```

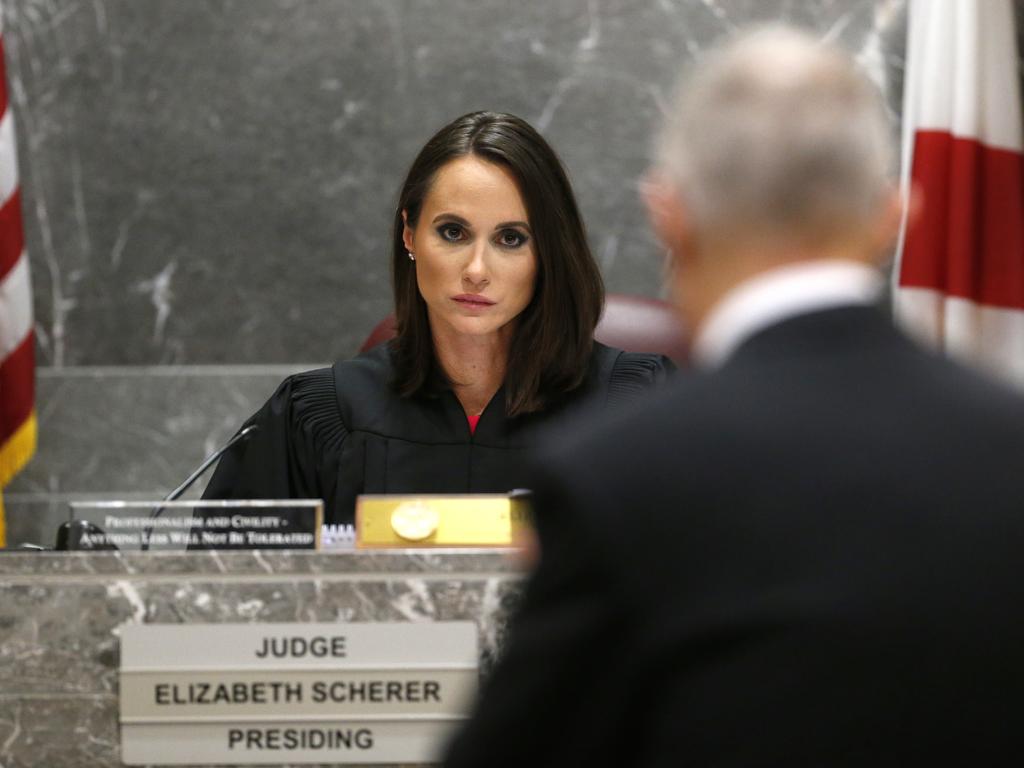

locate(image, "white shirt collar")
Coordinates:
692 260 883 369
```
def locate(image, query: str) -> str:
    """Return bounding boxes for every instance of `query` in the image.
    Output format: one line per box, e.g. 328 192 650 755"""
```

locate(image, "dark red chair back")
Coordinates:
359 315 399 354
594 293 688 363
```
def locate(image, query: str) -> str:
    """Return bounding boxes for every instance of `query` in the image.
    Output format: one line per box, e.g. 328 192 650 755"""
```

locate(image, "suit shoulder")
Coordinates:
918 351 1024 430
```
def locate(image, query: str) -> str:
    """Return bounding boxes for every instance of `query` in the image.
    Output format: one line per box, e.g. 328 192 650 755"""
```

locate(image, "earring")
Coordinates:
407 251 415 261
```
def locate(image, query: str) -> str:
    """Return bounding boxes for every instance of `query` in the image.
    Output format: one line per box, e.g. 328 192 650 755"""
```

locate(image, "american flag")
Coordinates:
894 0 1024 388
0 10 35 547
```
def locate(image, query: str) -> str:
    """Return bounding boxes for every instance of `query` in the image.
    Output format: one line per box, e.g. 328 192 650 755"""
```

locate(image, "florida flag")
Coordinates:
894 0 1024 388
0 12 35 548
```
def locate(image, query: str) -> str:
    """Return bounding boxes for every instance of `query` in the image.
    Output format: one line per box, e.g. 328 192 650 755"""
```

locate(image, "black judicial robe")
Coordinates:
203 342 672 524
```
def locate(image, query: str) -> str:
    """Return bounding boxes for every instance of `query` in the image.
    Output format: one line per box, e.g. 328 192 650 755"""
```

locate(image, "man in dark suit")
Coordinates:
442 26 1024 767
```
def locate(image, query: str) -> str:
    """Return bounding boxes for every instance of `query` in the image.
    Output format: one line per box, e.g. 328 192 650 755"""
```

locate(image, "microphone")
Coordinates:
163 424 260 503
141 424 260 551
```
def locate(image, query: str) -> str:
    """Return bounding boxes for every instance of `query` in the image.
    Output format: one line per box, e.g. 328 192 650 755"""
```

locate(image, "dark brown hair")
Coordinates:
391 111 604 416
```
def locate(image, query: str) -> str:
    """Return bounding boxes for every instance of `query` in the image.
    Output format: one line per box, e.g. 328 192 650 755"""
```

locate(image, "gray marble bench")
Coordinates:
0 550 524 767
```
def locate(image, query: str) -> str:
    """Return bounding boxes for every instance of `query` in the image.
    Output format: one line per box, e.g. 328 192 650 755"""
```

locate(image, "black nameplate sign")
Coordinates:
65 501 323 551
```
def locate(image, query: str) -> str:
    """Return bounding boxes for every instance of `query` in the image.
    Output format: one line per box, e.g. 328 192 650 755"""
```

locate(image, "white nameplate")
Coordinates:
121 720 454 765
121 621 477 669
120 668 477 719
119 622 478 766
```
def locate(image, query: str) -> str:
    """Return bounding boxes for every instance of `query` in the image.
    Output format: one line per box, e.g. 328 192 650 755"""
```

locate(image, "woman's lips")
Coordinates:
452 294 496 307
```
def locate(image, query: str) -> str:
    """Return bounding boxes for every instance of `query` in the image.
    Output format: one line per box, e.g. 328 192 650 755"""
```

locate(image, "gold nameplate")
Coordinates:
356 494 531 548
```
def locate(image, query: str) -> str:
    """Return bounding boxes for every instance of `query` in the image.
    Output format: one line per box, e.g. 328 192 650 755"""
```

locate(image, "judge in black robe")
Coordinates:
203 341 670 524
203 110 677 524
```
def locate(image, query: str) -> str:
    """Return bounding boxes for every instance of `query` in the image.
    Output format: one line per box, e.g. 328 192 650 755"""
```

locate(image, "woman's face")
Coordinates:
403 156 538 342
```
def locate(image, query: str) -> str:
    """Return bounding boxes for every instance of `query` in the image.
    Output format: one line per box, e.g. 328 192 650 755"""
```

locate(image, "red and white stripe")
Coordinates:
894 0 1024 388
0 7 35 508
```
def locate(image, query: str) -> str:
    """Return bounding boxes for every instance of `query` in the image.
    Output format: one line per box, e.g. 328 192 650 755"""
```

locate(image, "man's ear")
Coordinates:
401 210 415 254
641 170 693 271
873 183 921 259
901 183 924 241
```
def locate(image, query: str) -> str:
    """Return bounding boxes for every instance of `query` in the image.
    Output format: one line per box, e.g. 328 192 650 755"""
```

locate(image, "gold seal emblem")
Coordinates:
390 502 440 541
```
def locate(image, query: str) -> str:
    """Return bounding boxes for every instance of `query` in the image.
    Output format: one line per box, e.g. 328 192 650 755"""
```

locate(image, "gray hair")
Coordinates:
656 26 893 240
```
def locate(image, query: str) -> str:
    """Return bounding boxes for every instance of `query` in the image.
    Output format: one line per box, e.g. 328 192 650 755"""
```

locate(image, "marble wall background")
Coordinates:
3 0 916 544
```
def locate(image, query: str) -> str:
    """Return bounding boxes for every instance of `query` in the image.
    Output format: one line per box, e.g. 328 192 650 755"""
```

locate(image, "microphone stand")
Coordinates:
140 424 260 552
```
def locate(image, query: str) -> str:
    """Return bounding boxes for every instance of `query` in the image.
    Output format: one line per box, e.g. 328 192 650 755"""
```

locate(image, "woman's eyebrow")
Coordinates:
495 220 531 232
431 212 470 225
